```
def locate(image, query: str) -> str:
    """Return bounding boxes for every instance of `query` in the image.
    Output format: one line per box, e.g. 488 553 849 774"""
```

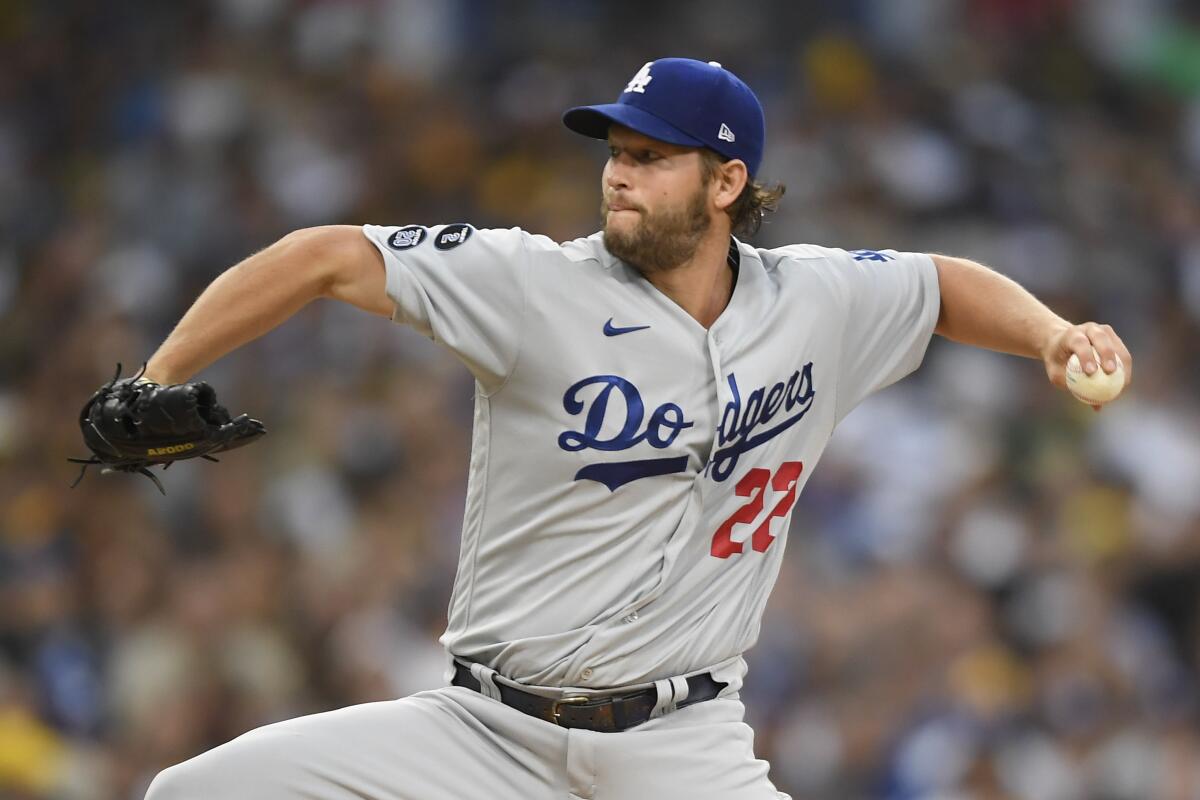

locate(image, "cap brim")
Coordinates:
562 103 707 148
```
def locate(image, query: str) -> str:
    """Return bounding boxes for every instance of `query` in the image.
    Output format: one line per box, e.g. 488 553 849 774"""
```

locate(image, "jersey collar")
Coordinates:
593 232 767 341
711 236 766 342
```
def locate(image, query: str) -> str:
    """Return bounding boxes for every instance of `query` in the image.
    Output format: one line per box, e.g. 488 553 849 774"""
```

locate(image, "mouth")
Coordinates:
604 197 640 214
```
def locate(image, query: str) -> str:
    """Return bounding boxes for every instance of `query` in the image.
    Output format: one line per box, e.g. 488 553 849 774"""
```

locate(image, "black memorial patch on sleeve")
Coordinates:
434 224 474 251
388 226 428 250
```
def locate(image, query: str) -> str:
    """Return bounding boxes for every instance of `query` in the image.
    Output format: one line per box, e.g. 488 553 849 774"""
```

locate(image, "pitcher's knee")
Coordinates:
143 741 267 799
144 760 205 800
144 753 264 799
143 729 308 800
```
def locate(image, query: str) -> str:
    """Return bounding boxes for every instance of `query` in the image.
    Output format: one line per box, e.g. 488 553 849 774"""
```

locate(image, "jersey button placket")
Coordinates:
704 330 727 474
580 667 594 681
706 331 724 380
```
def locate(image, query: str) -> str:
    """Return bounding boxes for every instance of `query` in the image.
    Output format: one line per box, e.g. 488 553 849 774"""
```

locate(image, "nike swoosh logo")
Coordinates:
603 318 651 337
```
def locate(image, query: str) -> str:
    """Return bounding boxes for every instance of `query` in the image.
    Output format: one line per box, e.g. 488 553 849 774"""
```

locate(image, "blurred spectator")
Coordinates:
2 1 1198 798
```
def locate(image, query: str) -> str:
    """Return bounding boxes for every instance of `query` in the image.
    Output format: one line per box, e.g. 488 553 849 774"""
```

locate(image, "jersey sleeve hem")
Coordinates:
359 224 432 333
907 252 942 369
831 249 855 425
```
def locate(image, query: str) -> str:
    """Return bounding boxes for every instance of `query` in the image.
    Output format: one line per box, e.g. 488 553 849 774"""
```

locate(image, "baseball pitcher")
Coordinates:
74 58 1132 799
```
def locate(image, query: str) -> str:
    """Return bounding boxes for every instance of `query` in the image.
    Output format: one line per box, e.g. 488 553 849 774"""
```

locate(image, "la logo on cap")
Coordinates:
624 62 653 94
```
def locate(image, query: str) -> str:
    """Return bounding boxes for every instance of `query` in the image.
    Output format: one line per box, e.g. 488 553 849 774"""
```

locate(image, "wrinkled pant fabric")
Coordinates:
145 686 790 800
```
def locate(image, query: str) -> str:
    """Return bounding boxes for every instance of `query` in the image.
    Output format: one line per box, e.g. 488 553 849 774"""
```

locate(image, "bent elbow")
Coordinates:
274 225 368 298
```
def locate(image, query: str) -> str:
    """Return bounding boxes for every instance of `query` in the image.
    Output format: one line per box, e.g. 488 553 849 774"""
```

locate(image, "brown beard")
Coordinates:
601 185 711 274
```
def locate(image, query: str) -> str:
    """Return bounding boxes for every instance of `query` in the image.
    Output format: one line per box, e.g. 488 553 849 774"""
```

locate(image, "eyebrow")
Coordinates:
607 141 666 155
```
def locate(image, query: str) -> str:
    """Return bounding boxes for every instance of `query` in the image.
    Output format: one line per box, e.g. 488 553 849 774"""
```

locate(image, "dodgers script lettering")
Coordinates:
708 364 815 482
558 375 693 491
556 367 816 491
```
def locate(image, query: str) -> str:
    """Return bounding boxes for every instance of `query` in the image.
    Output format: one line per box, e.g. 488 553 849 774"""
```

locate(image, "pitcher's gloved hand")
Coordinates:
69 363 266 494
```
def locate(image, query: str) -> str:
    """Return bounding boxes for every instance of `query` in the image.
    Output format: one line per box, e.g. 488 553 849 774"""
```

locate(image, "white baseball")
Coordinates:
1065 349 1125 405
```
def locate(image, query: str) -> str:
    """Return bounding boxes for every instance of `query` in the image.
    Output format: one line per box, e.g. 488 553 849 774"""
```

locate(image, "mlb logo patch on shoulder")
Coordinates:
434 224 474 251
388 226 427 250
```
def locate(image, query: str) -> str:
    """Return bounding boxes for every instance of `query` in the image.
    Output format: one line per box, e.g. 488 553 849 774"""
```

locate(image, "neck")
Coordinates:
643 226 735 329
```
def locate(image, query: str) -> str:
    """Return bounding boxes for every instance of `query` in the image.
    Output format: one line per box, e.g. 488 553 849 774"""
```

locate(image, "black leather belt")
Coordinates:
451 661 726 733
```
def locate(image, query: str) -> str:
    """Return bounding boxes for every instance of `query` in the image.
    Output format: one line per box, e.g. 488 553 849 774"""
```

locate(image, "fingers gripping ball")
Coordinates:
1065 350 1125 405
69 363 266 494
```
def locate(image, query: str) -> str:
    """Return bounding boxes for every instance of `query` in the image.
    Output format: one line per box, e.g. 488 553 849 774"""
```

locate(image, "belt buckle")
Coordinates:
551 695 592 725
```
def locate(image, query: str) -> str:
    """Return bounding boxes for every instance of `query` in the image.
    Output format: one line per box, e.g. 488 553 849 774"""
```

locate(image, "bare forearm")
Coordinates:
145 229 341 383
930 254 1069 359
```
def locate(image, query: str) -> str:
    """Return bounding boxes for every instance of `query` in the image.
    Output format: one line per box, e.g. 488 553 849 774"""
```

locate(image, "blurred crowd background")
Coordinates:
2 0 1200 798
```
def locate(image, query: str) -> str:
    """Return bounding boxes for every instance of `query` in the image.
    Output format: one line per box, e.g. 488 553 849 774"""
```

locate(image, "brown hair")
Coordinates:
699 150 786 237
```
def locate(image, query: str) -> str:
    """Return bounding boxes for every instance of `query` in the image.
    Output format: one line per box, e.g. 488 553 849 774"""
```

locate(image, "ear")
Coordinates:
712 159 748 212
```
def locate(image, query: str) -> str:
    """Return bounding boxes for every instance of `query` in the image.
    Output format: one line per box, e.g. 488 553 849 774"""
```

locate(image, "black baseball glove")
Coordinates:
69 363 266 494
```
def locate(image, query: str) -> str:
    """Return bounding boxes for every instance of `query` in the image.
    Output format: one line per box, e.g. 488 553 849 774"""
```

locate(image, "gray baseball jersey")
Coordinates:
361 223 940 691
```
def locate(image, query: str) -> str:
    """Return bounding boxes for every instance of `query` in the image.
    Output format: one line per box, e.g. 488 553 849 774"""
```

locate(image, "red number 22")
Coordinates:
710 461 804 559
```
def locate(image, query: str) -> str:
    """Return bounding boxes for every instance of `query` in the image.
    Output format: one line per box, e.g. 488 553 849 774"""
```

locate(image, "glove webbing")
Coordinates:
67 362 220 495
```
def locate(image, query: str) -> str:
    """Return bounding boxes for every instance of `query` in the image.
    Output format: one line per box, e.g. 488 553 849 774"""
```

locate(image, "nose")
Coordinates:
605 157 631 192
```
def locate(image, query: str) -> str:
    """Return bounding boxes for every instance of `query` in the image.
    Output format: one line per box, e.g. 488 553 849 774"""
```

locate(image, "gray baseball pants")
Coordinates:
144 685 789 799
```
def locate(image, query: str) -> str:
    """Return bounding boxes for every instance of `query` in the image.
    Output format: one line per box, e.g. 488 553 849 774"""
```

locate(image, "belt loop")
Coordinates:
470 662 503 701
669 676 690 708
650 678 675 718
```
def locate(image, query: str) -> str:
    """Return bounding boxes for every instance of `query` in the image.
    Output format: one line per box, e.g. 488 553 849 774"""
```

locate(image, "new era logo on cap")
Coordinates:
718 123 735 143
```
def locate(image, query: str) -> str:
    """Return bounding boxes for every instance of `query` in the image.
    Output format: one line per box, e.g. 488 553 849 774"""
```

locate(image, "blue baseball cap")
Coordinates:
563 58 766 177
